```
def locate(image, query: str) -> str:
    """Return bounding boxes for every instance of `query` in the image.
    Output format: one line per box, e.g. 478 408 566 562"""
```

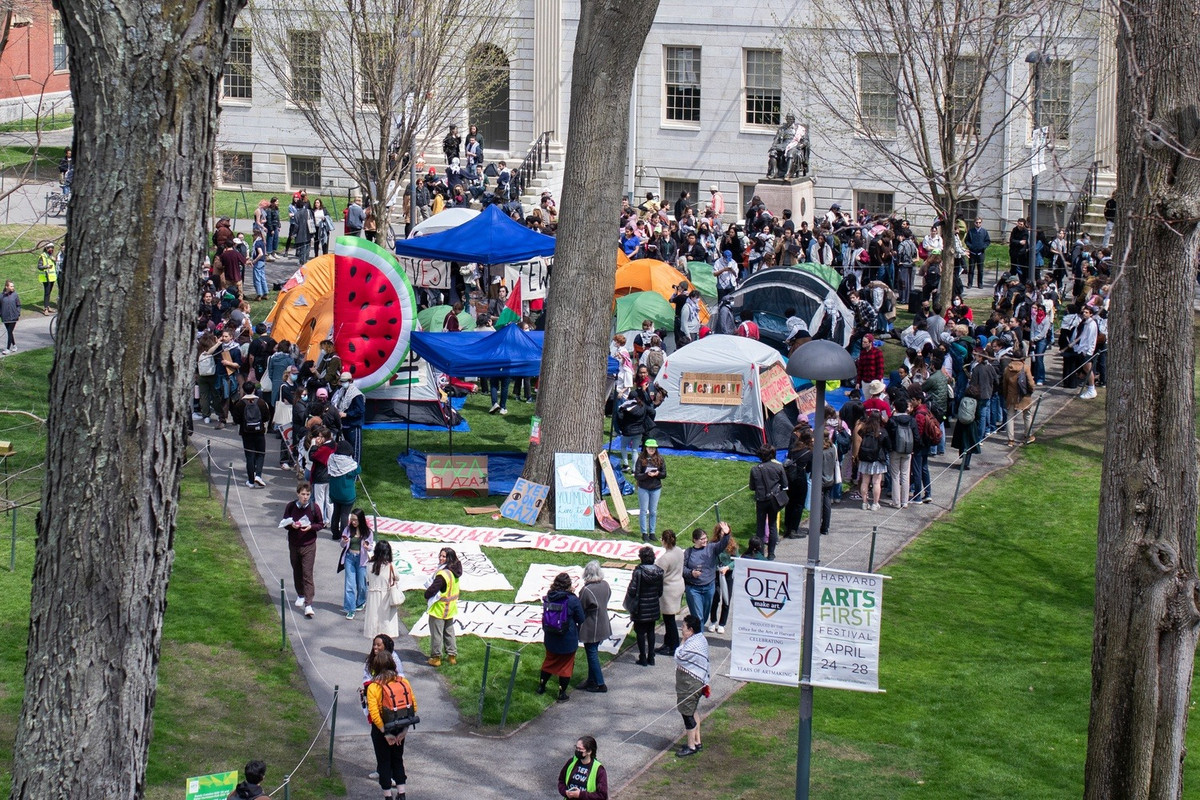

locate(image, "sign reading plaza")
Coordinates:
809 567 888 693
729 558 805 686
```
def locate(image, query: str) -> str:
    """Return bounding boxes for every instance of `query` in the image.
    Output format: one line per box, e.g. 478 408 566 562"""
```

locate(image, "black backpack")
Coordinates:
242 398 264 432
891 417 915 454
858 432 882 463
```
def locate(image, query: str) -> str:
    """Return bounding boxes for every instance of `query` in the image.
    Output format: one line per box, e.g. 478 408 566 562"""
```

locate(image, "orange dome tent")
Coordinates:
614 259 709 323
265 254 335 360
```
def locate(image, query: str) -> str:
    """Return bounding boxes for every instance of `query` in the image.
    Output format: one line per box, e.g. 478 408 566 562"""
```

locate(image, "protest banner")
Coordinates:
185 771 239 800
810 567 888 692
795 386 818 417
504 256 552 300
759 362 799 414
514 563 632 610
500 478 549 525
680 372 744 405
425 455 488 497
398 256 451 289
390 541 512 592
410 599 631 654
371 516 661 561
554 453 595 530
729 558 805 686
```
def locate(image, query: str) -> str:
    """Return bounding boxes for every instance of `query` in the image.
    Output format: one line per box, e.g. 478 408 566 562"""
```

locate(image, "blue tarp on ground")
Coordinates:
410 326 545 377
399 450 634 499
393 204 557 264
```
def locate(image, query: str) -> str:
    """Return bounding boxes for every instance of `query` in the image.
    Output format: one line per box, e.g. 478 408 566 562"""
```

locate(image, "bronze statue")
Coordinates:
766 114 810 179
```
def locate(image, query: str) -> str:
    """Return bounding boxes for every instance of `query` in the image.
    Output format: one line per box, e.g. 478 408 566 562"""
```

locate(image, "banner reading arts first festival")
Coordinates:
729 558 805 686
809 567 888 693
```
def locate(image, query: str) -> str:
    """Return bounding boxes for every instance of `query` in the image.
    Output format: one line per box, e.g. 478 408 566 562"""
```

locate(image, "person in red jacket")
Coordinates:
282 482 325 617
855 334 884 388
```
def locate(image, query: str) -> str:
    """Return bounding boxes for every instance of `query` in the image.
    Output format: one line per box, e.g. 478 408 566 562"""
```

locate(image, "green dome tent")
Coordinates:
614 291 675 333
417 304 477 332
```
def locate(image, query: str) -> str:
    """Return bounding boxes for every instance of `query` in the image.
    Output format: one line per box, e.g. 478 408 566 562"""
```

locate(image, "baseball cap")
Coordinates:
339 371 353 383
644 439 659 448
723 250 732 258
316 387 329 399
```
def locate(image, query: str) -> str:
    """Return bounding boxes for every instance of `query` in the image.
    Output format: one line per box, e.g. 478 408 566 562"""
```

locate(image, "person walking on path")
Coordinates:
682 522 732 624
282 482 324 618
1002 344 1037 446
231 382 270 488
749 445 788 559
633 439 666 542
578 561 613 693
363 540 401 637
340 508 373 621
655 530 685 657
556 735 608 800
364 651 417 800
36 243 57 316
673 614 710 758
327 440 359 541
623 546 664 666
423 548 462 667
1 280 19 354
537 572 586 702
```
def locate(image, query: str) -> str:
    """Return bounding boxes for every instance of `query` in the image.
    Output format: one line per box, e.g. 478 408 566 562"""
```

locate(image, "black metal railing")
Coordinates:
512 130 555 198
1065 160 1101 244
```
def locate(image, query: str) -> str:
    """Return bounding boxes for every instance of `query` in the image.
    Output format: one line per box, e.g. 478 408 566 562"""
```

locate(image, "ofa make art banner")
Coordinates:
729 558 805 686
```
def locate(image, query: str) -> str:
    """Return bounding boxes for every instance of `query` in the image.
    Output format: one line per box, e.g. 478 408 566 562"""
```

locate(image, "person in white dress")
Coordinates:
363 541 401 640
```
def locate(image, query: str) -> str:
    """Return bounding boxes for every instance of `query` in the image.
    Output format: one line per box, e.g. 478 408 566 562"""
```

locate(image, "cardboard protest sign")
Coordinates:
554 453 595 530
411 599 631 654
390 541 512 592
500 478 549 525
514 563 633 610
759 362 799 414
680 372 744 405
425 455 488 497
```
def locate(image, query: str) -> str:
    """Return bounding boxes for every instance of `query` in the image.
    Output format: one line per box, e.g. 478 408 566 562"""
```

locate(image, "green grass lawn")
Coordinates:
0 349 345 799
0 114 73 133
0 144 65 174
0 225 66 314
623 388 1200 798
211 190 350 228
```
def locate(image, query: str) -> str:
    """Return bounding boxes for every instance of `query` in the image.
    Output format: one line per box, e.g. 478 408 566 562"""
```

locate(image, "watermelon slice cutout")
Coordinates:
333 236 417 392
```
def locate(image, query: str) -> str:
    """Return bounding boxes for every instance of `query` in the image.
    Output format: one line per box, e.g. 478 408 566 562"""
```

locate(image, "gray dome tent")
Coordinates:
726 265 854 350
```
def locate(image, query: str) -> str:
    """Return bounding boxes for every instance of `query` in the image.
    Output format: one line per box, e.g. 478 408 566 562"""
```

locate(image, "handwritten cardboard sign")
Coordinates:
680 371 744 406
759 362 799 414
425 455 488 497
554 453 595 531
500 478 549 525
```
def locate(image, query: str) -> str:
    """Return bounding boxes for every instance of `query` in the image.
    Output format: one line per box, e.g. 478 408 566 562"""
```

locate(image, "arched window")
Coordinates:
467 44 510 151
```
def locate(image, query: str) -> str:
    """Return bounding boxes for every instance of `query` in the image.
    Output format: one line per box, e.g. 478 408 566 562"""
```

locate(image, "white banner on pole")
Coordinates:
503 256 552 300
729 558 805 686
410 599 632 654
390 541 512 592
398 257 452 290
514 563 632 611
1031 126 1050 177
809 567 889 693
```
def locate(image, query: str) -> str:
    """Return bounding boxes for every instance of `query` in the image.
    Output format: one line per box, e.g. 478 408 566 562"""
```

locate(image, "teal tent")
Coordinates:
417 304 477 332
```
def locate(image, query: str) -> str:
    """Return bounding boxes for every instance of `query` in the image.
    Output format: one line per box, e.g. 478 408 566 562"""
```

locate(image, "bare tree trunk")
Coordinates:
9 3 244 799
521 0 660 502
1084 0 1200 796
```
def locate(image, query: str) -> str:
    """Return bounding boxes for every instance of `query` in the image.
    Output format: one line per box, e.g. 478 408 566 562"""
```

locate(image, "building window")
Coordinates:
221 151 254 185
1037 60 1072 140
954 198 980 227
744 49 781 127
288 30 322 103
662 179 699 217
857 54 897 136
949 56 981 136
223 30 252 100
855 190 894 216
52 18 68 72
358 33 389 107
664 46 701 124
290 156 322 190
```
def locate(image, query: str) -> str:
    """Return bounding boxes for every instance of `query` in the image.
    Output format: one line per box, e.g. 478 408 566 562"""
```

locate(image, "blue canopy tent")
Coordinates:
393 204 557 263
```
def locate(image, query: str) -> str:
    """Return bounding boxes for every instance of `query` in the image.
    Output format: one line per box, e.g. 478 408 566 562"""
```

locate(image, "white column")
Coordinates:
533 0 562 142
1094 24 1118 171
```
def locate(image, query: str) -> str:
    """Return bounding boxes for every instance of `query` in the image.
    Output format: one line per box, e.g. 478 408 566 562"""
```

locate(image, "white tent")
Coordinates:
651 334 796 454
409 207 479 238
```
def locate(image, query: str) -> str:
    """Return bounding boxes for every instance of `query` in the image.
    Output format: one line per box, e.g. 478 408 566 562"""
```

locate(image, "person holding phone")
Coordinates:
634 439 667 543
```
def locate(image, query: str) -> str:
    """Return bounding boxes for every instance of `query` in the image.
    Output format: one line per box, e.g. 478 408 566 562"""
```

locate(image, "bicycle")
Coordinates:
45 191 67 218
49 313 58 341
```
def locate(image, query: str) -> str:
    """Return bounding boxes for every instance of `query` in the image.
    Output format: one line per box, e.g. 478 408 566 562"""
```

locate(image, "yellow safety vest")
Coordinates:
37 253 57 284
428 568 459 620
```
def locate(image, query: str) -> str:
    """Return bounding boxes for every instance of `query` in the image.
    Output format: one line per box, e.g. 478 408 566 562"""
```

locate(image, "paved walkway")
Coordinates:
191 342 1084 799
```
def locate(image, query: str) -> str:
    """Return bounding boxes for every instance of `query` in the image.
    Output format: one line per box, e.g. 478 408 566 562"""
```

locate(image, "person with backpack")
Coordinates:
623 545 665 666
537 572 586 702
885 399 918 509
952 384 982 470
557 735 608 800
853 413 890 511
423 548 462 667
226 759 267 799
749 445 788 559
365 650 418 800
639 335 666 379
909 389 939 504
232 381 270 488
1001 344 1037 446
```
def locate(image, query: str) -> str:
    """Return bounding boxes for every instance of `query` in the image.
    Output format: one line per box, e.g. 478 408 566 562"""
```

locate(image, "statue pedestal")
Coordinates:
753 178 816 227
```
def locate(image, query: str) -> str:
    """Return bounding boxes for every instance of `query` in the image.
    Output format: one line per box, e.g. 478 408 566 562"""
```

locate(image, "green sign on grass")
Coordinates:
185 770 238 800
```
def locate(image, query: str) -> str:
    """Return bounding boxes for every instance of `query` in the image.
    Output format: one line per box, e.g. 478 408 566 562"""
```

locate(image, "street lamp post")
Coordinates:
785 340 857 800
1026 50 1043 283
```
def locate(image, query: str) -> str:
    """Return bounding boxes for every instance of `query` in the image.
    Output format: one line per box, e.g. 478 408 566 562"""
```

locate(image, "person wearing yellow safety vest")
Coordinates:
422 547 462 667
556 735 608 799
36 243 57 315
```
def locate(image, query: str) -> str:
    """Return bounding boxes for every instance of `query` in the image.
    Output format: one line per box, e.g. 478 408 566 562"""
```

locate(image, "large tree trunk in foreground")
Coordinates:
522 0 660 500
10 2 244 798
1084 2 1200 797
